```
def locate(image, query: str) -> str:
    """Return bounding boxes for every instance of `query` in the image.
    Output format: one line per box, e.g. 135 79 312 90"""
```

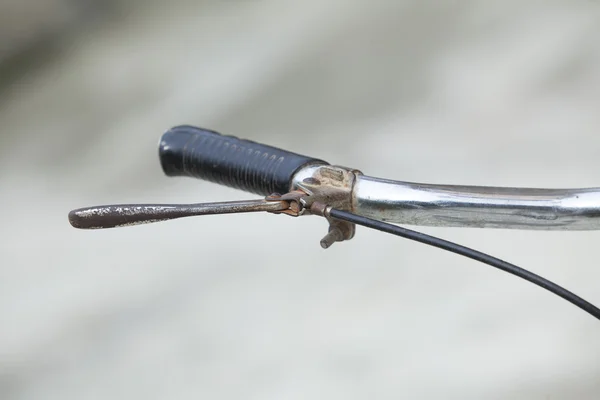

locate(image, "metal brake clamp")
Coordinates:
295 165 361 249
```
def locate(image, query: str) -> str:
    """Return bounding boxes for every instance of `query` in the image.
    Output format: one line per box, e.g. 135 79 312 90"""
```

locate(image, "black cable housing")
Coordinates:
328 208 600 320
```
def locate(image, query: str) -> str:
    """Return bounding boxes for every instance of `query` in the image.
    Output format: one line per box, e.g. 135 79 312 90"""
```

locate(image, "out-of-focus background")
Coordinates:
1 1 600 399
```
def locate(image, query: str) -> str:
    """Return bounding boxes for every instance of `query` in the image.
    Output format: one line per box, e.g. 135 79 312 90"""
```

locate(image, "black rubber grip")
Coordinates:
159 125 328 195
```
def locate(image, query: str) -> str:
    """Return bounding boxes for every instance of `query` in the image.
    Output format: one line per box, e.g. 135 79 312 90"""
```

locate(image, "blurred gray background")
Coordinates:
1 1 600 399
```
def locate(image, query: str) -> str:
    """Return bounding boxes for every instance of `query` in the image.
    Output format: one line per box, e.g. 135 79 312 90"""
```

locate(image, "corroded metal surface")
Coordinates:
69 200 288 229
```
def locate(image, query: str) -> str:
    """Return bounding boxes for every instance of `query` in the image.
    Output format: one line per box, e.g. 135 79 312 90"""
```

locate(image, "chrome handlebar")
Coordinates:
292 165 600 231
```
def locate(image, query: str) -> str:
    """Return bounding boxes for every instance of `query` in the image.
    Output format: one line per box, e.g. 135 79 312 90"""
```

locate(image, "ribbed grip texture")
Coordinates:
159 125 328 195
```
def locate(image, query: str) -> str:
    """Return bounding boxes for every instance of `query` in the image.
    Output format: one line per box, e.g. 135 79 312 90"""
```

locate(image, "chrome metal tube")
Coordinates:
353 175 600 230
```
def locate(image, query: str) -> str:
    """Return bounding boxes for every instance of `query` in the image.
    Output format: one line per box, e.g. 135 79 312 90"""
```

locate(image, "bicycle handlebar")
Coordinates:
159 125 600 231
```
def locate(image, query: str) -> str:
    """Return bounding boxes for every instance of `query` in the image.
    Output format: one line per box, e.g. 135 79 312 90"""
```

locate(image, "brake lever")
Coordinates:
69 199 293 230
